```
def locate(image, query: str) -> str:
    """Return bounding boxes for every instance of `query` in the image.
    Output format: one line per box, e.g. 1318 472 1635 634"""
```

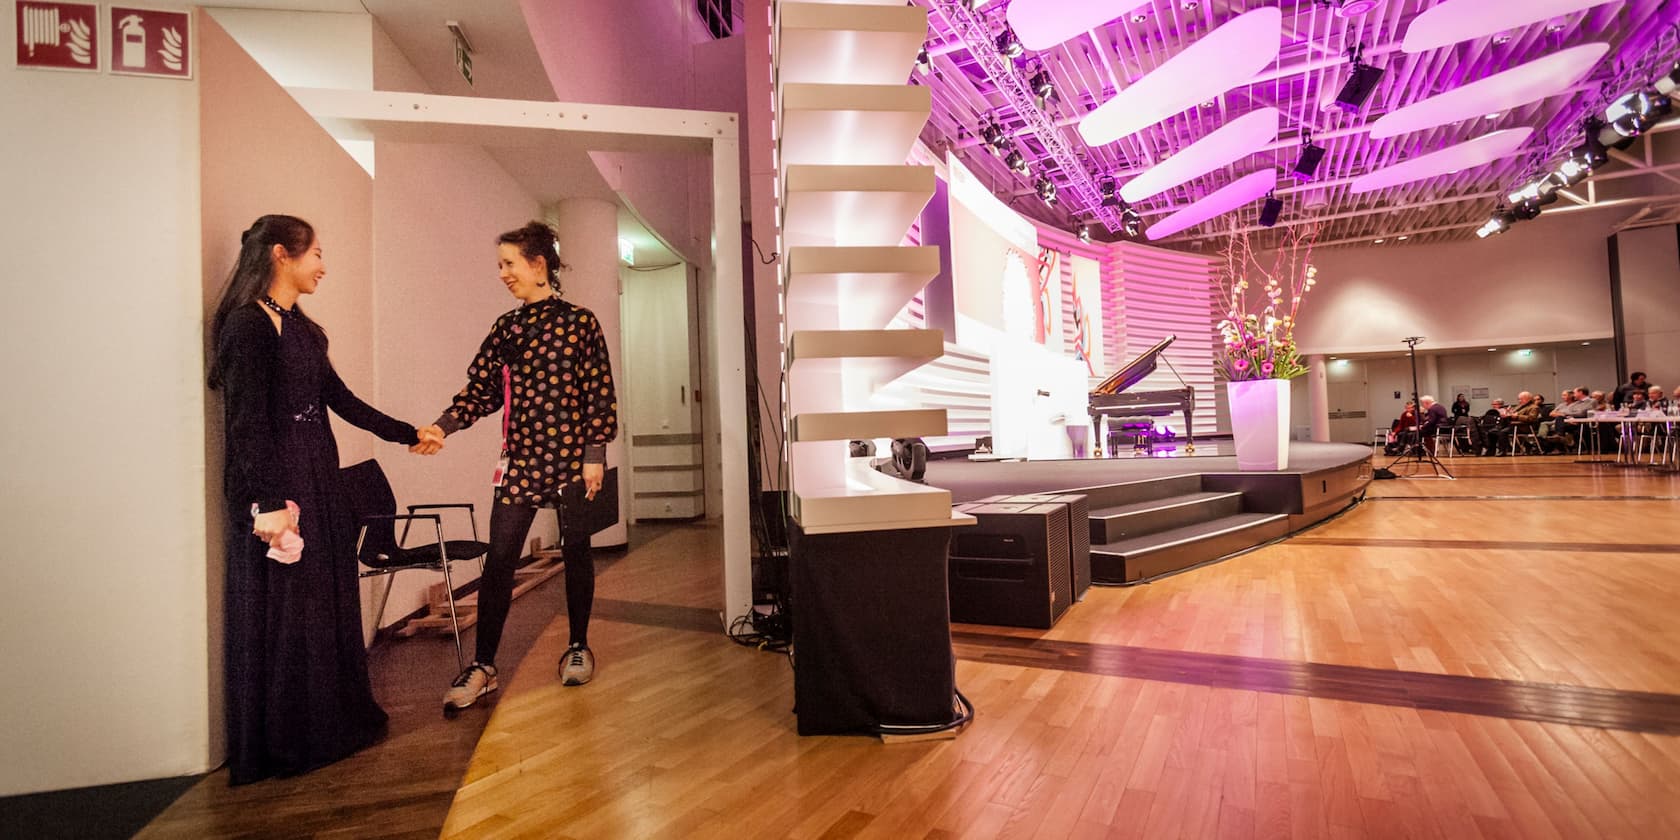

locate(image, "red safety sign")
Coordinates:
15 1 99 72
109 6 190 79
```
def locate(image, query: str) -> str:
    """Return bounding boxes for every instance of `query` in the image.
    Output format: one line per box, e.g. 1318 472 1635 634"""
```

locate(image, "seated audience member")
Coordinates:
1386 401 1417 455
1484 392 1541 455
1451 393 1471 419
1591 390 1608 411
1419 396 1450 451
1647 386 1670 413
1612 371 1649 408
1627 389 1649 411
1545 387 1595 449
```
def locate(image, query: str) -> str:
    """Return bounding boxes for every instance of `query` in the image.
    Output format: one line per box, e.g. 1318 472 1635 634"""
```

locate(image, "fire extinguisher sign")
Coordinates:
15 1 100 72
108 6 190 79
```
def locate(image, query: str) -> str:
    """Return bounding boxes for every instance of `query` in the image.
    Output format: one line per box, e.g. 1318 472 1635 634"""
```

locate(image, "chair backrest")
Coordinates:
339 459 400 563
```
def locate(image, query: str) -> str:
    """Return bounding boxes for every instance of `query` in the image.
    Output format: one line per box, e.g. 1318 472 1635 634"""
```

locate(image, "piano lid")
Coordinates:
1092 334 1177 395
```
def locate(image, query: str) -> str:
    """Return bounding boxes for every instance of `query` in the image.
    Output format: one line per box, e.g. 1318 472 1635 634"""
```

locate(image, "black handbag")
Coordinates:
560 466 620 535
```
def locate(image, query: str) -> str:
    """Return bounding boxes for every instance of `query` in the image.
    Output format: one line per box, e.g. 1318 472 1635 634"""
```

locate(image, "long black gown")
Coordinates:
217 301 417 785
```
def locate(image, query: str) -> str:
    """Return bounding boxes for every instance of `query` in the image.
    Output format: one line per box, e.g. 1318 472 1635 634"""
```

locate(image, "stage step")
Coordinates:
1088 491 1244 544
1075 474 1203 509
1090 512 1289 584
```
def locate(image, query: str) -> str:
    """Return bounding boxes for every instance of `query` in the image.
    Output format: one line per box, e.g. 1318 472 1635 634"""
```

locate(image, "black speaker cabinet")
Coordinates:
948 502 1073 629
1002 493 1090 601
789 522 957 736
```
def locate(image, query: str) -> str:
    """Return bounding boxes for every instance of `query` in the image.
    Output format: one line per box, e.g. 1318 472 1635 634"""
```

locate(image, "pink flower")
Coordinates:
1261 362 1274 376
1233 358 1249 371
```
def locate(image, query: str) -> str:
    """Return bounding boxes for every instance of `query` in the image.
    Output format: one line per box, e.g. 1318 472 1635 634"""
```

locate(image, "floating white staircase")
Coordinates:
774 0 970 534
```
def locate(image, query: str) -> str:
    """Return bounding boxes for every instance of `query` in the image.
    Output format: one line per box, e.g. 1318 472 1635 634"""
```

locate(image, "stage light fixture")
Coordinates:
1005 148 1028 173
1334 0 1381 17
1511 201 1541 221
1575 117 1611 167
1077 221 1092 243
1605 89 1671 143
915 45 931 75
1334 44 1385 112
1035 172 1059 205
1476 208 1513 238
1293 131 1326 180
1100 177 1120 207
1655 62 1680 96
995 27 1024 59
1029 67 1055 108
1259 191 1283 227
1121 202 1144 237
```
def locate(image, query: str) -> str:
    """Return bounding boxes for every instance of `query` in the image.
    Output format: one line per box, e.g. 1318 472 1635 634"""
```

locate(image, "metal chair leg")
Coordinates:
436 520 465 672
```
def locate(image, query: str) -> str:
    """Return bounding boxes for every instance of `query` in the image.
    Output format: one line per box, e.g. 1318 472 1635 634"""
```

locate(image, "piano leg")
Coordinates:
1183 406 1195 454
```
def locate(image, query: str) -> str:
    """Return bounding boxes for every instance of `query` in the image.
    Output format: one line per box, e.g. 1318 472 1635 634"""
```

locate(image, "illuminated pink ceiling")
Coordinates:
1077 7 1282 148
1122 107 1279 202
1367 43 1610 139
1147 169 1278 240
1401 0 1623 54
1349 128 1533 193
911 0 1680 246
1006 0 1154 52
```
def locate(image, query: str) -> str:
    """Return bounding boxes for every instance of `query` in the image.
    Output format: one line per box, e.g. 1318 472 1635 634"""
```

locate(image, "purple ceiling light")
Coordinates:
1078 7 1282 148
1349 128 1533 194
1368 43 1608 139
1120 108 1279 203
1146 169 1277 240
1402 0 1620 54
1336 0 1381 17
1006 0 1153 52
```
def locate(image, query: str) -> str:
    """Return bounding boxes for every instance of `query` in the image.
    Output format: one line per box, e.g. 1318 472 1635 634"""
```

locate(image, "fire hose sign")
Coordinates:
108 6 190 79
16 1 99 72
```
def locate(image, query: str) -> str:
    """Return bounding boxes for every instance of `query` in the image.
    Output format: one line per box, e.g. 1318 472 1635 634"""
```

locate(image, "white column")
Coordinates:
713 135 752 625
1423 353 1441 403
1307 354 1331 442
555 197 630 548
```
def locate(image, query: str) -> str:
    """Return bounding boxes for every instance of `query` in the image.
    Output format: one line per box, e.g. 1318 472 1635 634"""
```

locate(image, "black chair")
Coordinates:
340 459 489 670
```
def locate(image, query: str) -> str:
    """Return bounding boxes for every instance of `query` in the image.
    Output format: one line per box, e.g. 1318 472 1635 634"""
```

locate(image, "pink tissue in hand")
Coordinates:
256 500 304 564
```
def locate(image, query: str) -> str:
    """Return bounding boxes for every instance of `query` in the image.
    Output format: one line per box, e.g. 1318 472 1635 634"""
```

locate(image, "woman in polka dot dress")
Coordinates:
425 221 619 712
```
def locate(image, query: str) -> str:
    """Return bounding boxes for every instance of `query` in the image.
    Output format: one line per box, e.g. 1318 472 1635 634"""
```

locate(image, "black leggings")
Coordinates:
474 502 594 666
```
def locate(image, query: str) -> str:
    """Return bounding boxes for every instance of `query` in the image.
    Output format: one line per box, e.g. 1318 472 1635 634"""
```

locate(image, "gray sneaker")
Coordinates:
559 644 595 686
443 662 498 712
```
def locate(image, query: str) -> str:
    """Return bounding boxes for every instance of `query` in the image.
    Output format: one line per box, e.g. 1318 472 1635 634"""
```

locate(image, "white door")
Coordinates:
620 263 704 519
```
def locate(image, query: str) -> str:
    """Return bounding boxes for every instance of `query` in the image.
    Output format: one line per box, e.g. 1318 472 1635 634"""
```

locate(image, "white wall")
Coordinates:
367 22 545 627
1297 208 1620 355
0 0 209 797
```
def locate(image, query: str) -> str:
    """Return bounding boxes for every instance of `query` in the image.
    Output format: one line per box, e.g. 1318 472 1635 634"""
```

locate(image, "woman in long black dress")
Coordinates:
208 214 427 785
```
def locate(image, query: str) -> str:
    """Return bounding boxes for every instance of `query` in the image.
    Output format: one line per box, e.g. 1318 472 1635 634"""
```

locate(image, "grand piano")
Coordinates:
1089 334 1196 452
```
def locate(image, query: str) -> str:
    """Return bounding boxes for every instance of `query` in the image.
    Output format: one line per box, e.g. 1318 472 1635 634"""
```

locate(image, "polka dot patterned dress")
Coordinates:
436 297 619 507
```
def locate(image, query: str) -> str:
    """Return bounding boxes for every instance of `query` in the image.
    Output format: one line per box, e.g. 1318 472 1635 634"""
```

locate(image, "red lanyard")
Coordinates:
501 365 512 452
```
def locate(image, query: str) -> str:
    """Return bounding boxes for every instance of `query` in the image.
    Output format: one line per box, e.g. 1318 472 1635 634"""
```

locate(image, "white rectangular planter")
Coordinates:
1227 378 1291 471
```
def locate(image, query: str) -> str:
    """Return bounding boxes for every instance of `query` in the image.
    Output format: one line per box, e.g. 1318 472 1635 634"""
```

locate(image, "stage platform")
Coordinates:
925 442 1373 585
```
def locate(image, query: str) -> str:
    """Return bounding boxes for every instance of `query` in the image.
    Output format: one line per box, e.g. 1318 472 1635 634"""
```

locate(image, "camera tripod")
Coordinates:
1385 336 1454 479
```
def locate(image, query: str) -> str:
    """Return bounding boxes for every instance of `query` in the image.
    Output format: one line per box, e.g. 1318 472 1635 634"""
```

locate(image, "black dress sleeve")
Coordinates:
323 363 419 445
219 307 287 514
575 307 620 463
435 312 511 436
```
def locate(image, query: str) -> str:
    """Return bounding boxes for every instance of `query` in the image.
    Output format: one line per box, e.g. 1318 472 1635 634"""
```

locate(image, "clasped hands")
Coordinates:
410 424 446 455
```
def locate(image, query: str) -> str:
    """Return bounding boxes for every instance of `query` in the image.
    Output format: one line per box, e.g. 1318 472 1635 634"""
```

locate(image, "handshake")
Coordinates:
409 424 446 455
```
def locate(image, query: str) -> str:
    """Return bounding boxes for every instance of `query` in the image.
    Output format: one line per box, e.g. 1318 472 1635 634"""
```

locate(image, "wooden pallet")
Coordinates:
397 540 567 636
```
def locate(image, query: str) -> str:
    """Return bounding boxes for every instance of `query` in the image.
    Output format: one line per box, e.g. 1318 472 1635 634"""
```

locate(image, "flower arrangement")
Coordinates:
1215 221 1321 382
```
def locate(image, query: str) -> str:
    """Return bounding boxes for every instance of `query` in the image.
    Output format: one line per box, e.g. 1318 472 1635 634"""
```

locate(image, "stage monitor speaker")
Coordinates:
1259 197 1284 227
1000 493 1090 601
949 502 1073 629
1335 63 1384 111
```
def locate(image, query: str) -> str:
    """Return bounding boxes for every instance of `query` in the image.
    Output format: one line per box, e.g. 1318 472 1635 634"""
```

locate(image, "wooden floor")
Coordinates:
141 454 1680 838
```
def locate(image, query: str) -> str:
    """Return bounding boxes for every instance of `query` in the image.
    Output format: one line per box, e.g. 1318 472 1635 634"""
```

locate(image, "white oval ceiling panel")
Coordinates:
1122 108 1279 203
1368 43 1608 139
1349 128 1533 194
1147 169 1277 241
1007 0 1153 52
1402 0 1620 53
1079 7 1282 148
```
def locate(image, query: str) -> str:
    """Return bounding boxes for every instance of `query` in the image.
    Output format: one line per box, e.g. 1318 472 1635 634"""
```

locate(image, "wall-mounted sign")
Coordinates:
618 237 635 266
15 1 99 72
108 6 190 79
